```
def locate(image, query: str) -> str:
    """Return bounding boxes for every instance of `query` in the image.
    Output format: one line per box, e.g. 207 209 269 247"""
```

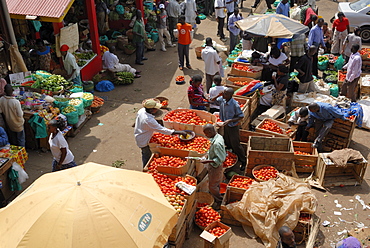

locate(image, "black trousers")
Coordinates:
295 123 309 142
312 52 318 77
217 17 225 39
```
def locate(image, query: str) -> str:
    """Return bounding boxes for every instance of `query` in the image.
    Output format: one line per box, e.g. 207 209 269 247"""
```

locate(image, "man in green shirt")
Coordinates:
132 10 147 65
202 124 226 209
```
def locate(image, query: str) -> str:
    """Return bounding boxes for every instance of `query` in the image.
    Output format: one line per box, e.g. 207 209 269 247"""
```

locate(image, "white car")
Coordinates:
338 0 370 42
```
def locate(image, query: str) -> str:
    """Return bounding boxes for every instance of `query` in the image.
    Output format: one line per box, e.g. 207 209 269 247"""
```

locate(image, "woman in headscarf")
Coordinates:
36 39 52 72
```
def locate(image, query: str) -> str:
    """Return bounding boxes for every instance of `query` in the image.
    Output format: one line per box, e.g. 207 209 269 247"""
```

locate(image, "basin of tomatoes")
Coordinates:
259 120 284 134
163 109 214 125
150 133 210 154
207 225 228 237
195 207 221 229
228 176 255 190
223 151 237 168
252 165 278 182
148 155 187 171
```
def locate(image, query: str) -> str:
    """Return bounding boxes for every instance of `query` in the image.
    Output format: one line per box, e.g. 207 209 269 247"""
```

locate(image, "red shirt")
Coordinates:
333 17 349 32
177 23 192 45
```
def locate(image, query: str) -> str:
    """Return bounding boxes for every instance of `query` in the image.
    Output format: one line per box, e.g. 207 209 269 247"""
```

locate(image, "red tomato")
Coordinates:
150 133 210 154
195 207 221 227
163 109 213 125
223 151 237 168
253 166 278 181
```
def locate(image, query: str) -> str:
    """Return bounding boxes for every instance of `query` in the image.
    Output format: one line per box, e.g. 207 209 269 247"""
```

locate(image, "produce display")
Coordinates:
195 207 221 228
150 133 210 154
176 76 185 82
223 151 237 168
253 166 278 181
232 64 261 72
318 55 328 62
228 176 255 190
113 72 134 85
208 226 228 237
338 71 346 82
163 109 213 125
77 60 87 67
62 106 76 114
359 48 370 58
69 99 83 106
165 194 186 213
92 96 104 108
74 52 95 60
160 100 168 108
294 151 311 155
197 202 210 208
260 121 283 134
82 93 93 100
147 171 196 195
328 54 338 64
32 74 72 92
324 70 338 82
148 155 187 170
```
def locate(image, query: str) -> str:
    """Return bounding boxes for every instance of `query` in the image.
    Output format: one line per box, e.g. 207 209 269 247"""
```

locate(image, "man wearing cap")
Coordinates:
60 45 82 85
157 4 176 52
134 99 187 167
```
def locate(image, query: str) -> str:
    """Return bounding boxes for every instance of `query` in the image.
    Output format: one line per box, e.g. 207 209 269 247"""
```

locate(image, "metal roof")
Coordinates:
6 0 75 22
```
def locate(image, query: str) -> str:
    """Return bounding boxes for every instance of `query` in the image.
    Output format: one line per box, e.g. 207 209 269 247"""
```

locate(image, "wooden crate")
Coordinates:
246 136 294 175
315 153 368 187
143 148 193 176
169 199 189 242
226 76 255 87
230 62 262 78
201 222 232 248
168 219 187 248
234 91 258 117
293 141 318 168
256 118 296 139
240 130 274 142
220 187 243 226
322 118 356 152
293 213 320 245
233 96 250 120
227 175 256 194
185 200 198 239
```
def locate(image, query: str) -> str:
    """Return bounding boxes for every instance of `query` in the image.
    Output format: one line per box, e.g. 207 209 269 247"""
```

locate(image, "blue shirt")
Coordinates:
307 102 345 127
228 13 243 36
216 97 244 127
276 2 289 17
307 25 325 48
0 127 9 147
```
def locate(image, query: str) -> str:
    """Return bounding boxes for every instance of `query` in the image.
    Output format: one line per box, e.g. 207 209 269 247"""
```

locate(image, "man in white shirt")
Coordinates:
201 38 221 93
102 46 141 78
214 0 227 42
134 99 187 167
60 44 82 85
341 44 362 102
209 75 226 113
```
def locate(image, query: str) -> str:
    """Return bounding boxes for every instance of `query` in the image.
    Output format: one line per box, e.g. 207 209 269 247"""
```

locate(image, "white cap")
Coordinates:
159 4 165 9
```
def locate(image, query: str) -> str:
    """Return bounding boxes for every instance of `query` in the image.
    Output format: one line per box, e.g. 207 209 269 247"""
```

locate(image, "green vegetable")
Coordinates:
318 56 328 62
62 106 76 114
113 72 134 85
73 52 95 60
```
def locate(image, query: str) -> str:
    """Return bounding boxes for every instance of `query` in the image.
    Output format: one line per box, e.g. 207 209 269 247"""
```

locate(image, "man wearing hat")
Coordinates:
157 3 176 52
60 45 82 85
134 99 187 167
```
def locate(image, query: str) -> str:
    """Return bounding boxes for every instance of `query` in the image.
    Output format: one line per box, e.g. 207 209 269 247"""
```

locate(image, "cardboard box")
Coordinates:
256 118 296 138
200 221 232 248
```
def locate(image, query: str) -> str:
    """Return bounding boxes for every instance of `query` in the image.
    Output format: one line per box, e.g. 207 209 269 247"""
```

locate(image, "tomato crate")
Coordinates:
293 141 318 170
220 187 243 226
168 198 188 243
201 221 233 248
185 200 198 239
246 136 294 175
149 139 209 157
256 118 296 138
234 91 258 117
143 148 193 176
163 109 216 136
233 96 250 119
240 130 274 142
168 219 187 248
230 62 262 78
315 153 368 187
227 175 256 194
293 213 320 245
322 118 356 152
165 173 197 211
225 76 256 92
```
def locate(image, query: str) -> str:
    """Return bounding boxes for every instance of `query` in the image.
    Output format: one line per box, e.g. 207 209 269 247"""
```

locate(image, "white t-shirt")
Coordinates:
268 53 288 66
214 0 225 18
49 131 74 164
209 86 226 109
201 46 221 75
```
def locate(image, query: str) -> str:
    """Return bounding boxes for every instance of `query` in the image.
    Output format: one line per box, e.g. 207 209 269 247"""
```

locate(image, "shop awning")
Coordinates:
6 0 75 22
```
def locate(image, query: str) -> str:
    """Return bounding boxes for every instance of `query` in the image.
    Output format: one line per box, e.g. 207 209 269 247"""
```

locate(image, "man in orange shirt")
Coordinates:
331 12 350 55
177 15 193 70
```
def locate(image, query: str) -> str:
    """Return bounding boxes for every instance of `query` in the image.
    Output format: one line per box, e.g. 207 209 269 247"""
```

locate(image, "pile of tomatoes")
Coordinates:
338 71 346 82
253 166 278 181
228 176 255 190
223 151 237 168
150 133 210 154
294 151 311 155
176 76 185 82
359 48 370 58
148 155 187 170
195 207 221 228
260 121 283 134
165 194 186 213
208 226 228 237
234 100 245 109
160 100 168 107
164 109 213 126
234 81 249 86
232 64 259 72
197 202 210 208
148 171 196 195
346 115 355 121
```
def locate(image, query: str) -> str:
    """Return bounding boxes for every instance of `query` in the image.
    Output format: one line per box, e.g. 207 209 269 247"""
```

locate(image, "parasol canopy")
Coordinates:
236 14 309 38
0 162 178 248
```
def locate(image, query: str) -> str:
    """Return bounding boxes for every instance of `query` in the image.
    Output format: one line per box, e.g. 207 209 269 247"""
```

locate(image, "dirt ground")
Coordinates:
19 0 370 247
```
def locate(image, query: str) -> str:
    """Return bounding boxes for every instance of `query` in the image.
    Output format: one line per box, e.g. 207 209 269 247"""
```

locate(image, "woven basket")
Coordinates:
123 46 136 55
195 47 204 59
155 96 169 109
252 165 279 182
195 192 214 209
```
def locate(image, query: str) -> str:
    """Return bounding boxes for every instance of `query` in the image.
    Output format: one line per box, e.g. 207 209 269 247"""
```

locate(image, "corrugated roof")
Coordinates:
6 0 73 19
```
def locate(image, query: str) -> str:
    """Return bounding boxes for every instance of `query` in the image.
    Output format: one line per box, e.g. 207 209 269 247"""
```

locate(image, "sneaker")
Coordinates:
169 44 176 47
220 38 227 42
161 48 167 52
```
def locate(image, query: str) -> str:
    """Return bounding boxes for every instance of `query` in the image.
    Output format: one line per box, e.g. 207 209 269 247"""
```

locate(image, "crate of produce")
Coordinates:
220 188 243 226
337 70 346 86
233 96 250 122
256 118 296 138
234 91 258 116
163 109 216 136
293 213 320 245
227 175 256 194
168 198 188 242
225 76 256 91
293 141 318 169
200 221 233 248
230 62 263 78
246 136 294 175
315 153 368 187
322 118 356 152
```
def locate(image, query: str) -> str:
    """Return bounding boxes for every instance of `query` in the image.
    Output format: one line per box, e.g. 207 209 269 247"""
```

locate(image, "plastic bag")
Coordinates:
95 80 115 92
69 101 84 116
328 83 339 97
63 109 79 125
291 6 301 20
12 162 29 184
334 55 345 70
318 59 329 71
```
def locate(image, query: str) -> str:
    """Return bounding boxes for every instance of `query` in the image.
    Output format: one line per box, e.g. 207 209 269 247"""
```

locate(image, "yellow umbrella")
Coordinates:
0 162 178 248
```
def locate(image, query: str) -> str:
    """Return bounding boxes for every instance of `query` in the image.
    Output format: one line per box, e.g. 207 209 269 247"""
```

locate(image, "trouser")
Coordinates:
190 105 206 110
295 122 309 142
331 29 348 54
52 159 77 172
312 52 318 77
205 73 218 93
140 145 152 168
229 32 239 52
314 119 334 152
112 64 136 74
207 164 223 203
178 43 190 67
298 80 315 93
290 0 294 7
135 41 145 63
8 129 25 147
223 125 246 165
253 0 272 9
168 17 178 41
290 56 301 73
341 77 360 102
204 0 214 15
226 12 233 30
158 28 173 50
217 17 225 39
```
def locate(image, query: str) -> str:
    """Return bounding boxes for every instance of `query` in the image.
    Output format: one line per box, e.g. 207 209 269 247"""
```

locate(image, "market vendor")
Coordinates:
134 99 187 167
288 107 309 142
60 45 82 85
342 27 362 62
277 226 296 248
102 46 141 78
341 44 362 102
188 75 209 110
261 46 289 82
36 40 52 72
201 124 226 209
306 102 346 151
